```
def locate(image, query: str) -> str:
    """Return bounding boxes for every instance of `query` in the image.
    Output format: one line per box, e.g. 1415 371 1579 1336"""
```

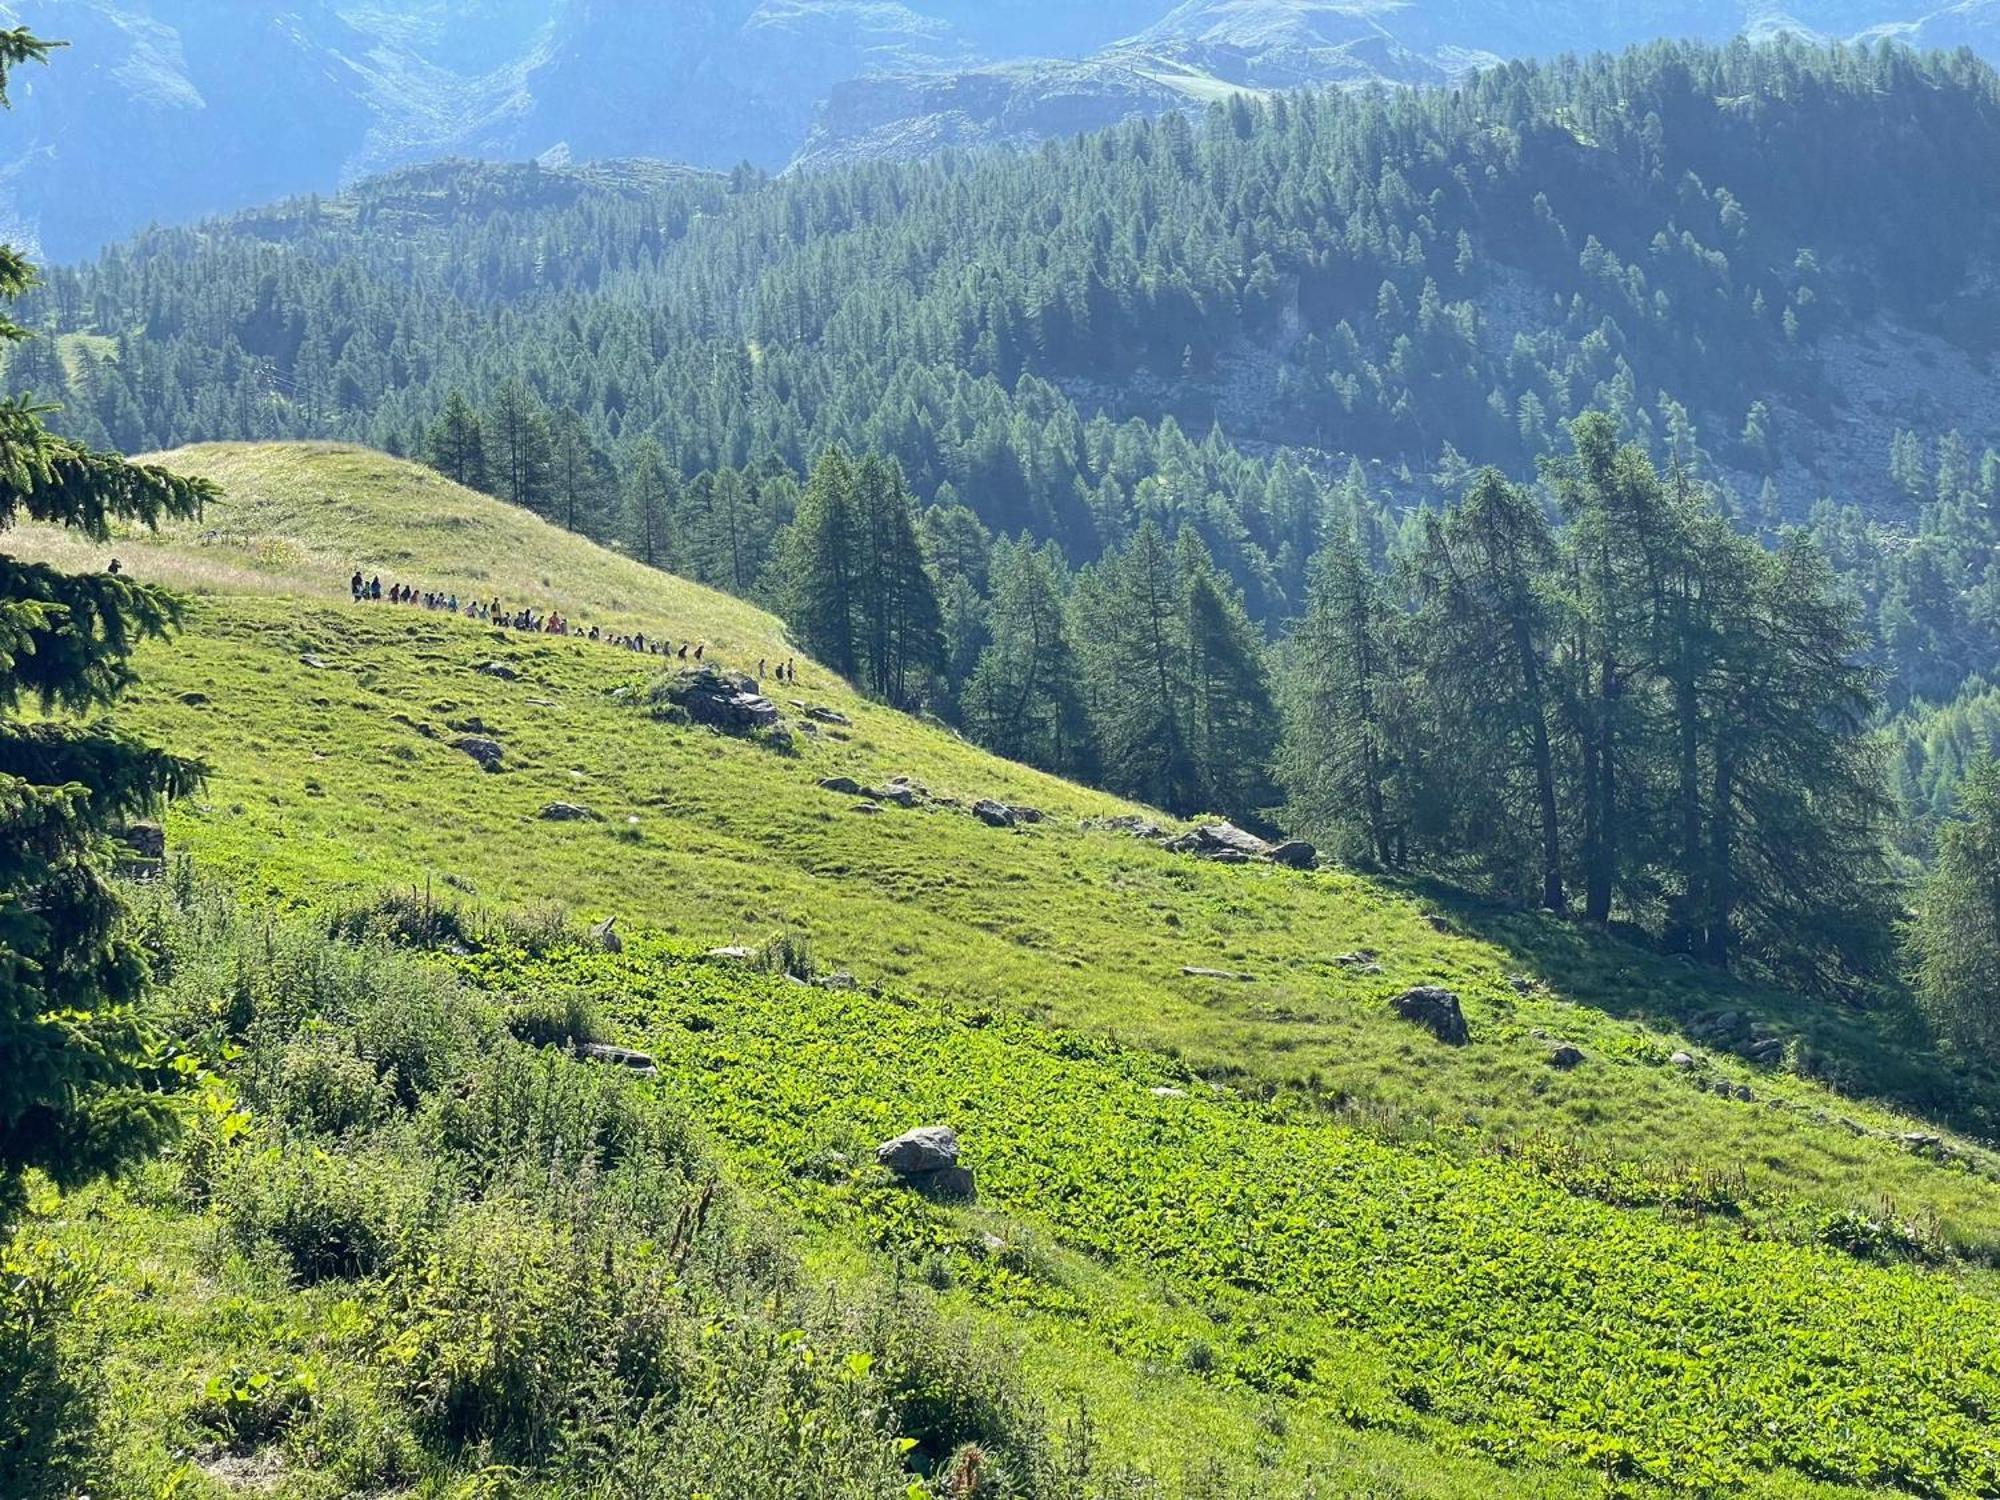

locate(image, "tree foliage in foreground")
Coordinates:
0 27 213 1224
1909 758 2000 1066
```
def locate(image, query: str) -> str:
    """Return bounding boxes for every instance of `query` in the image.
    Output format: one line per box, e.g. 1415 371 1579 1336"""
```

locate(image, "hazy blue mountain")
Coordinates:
4 0 2000 259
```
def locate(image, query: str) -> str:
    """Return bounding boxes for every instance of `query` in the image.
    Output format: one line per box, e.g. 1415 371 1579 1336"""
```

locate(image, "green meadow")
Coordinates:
10 442 2000 1496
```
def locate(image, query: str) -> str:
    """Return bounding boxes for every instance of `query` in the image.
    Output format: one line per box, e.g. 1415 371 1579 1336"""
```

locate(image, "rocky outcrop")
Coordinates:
590 916 622 954
1165 822 1272 861
876 1124 975 1200
1267 840 1317 869
454 735 505 772
657 667 780 732
1390 986 1470 1046
972 799 1018 828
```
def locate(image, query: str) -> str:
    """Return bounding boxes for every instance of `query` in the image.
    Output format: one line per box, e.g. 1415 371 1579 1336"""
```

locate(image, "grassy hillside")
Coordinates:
12 442 2000 1496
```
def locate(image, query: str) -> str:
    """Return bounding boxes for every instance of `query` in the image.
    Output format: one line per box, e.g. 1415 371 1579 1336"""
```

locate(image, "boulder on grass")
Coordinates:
972 799 1017 829
1164 822 1272 861
818 776 865 796
474 660 521 681
538 802 599 822
1390 986 1470 1046
659 667 779 732
1267 840 1317 869
578 1043 657 1078
1549 1044 1586 1070
876 1125 976 1201
590 916 623 954
454 736 505 772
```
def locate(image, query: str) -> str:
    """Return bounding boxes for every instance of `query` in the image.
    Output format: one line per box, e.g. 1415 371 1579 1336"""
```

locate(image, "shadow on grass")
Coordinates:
0 1300 97 1500
1400 875 2000 1146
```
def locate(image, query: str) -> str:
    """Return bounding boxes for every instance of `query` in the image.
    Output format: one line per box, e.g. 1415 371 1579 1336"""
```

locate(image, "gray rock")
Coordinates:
814 971 858 991
537 801 599 822
818 776 864 796
1182 966 1254 982
851 802 884 815
1091 815 1165 840
454 735 505 772
1164 822 1272 860
1149 1085 1188 1098
706 945 757 962
658 667 780 732
115 821 167 860
590 916 622 954
299 653 332 670
177 690 210 706
1010 805 1047 824
1670 1050 1697 1069
1549 1044 1586 1070
868 785 918 808
1267 840 1317 869
578 1043 657 1078
972 799 1017 828
806 705 852 726
1390 986 1470 1046
474 660 521 681
877 1125 960 1175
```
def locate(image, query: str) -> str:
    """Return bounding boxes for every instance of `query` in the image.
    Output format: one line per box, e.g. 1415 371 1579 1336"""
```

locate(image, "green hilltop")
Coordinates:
11 441 2000 1496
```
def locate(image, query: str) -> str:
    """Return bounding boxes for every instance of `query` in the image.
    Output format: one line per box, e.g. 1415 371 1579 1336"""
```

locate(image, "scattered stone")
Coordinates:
1267 840 1317 869
176 690 210 706
1423 912 1454 934
1733 1084 1755 1103
1011 805 1048 824
578 1043 657 1078
590 916 623 954
659 667 780 732
868 785 919 808
474 660 521 681
851 802 884 815
972 799 1017 828
1900 1132 1945 1153
1182 966 1254 982
706 945 757 962
806 705 852 726
1508 974 1538 995
876 1125 975 1201
1335 951 1379 969
1164 822 1272 861
1549 1044 1586 1070
818 776 865 796
1150 1086 1189 1098
1390 986 1470 1046
1749 1037 1787 1063
537 801 599 822
1670 1051 1697 1069
453 735 505 772
814 971 858 991
389 712 438 740
1090 814 1166 840
114 821 167 861
299 653 332 670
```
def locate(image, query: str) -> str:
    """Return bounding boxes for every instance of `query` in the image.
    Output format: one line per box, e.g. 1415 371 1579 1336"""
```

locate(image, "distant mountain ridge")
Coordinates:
3 0 1999 259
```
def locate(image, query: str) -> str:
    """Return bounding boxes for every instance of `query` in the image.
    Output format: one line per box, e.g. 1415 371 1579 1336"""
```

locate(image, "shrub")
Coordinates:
272 1034 391 1138
219 1143 402 1284
503 991 608 1051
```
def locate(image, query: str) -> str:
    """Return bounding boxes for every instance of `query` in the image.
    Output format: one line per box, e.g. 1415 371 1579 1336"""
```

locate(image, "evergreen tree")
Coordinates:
424 389 487 493
1177 529 1276 819
1073 521 1199 813
964 537 1089 775
1 26 213 1223
1278 533 1400 866
548 406 608 537
622 439 678 569
1908 757 2000 1065
485 378 554 516
783 449 862 681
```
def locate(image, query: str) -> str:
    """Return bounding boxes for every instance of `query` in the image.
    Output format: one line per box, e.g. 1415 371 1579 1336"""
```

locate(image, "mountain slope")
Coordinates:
13 439 2000 1495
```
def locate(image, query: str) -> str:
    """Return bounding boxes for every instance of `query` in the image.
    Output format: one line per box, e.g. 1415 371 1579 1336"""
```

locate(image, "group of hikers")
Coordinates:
348 570 800 681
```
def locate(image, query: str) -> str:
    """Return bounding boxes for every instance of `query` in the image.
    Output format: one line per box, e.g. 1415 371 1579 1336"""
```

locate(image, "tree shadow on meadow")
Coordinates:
1400 875 2000 1147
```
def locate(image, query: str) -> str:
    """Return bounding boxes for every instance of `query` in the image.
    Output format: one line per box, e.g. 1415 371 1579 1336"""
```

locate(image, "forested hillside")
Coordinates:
20 42 2000 754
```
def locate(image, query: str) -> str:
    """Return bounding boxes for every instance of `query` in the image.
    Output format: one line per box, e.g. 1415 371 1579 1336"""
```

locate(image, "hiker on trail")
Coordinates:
786 659 796 682
350 571 363 600
370 577 382 600
107 558 121 575
694 643 704 662
677 643 688 661
758 658 767 678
